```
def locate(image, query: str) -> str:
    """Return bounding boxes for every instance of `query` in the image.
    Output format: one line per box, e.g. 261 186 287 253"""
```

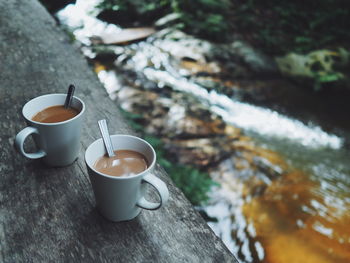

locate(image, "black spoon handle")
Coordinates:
64 84 75 108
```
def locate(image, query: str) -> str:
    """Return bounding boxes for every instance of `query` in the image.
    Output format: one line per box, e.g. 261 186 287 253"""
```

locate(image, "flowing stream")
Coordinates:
58 1 350 262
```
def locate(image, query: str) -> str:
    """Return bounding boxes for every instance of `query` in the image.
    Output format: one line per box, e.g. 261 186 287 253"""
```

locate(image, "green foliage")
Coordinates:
233 0 350 55
97 0 169 15
96 0 231 42
314 72 344 90
168 164 218 206
118 109 145 131
171 0 231 41
96 0 349 52
119 108 217 205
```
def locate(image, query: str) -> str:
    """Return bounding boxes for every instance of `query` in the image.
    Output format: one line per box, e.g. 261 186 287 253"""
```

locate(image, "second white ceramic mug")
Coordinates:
14 93 85 167
85 134 169 222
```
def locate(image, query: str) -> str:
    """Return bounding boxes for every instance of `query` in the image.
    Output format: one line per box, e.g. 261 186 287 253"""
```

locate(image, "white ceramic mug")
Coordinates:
15 94 85 167
85 134 169 222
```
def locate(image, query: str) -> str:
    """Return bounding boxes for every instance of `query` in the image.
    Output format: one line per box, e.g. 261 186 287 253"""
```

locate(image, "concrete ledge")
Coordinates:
0 0 237 262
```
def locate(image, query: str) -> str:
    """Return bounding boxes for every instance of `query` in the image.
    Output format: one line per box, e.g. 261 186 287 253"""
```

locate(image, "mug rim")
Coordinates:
23 93 85 126
85 134 156 180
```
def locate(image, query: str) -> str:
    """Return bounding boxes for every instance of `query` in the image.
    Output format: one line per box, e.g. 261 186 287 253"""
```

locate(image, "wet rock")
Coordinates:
117 88 159 114
230 41 279 74
179 59 221 77
164 137 235 167
100 27 156 45
153 29 212 63
155 13 181 29
275 48 349 86
121 87 235 139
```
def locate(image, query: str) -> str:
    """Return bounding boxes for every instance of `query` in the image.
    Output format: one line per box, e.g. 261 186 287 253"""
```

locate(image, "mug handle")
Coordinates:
15 126 46 159
136 173 169 210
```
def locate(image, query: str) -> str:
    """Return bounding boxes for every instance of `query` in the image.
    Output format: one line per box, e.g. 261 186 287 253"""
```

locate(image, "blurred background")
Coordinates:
40 0 350 262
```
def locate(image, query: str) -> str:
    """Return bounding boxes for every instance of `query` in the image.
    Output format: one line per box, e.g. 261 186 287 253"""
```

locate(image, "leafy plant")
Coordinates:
168 164 217 205
232 0 350 55
171 0 231 41
314 72 344 90
118 109 145 131
96 0 231 42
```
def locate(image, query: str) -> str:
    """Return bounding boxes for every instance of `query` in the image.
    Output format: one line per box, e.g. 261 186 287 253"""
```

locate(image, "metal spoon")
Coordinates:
98 119 115 157
64 84 75 109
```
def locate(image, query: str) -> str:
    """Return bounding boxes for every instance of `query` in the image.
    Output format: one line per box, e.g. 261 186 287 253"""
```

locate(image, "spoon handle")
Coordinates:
98 119 115 157
64 84 75 108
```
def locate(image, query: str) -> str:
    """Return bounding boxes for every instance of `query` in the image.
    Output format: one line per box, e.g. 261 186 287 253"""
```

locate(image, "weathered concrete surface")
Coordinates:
0 0 237 262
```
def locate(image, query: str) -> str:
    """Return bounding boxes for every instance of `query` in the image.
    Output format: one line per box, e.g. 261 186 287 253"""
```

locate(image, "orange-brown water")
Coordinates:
243 171 350 263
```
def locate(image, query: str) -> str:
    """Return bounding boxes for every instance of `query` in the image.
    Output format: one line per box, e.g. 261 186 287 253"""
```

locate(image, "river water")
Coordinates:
58 1 350 262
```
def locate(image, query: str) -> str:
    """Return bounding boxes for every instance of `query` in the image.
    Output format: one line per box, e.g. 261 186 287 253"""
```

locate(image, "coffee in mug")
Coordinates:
85 134 169 222
32 105 80 123
15 93 85 167
94 150 148 177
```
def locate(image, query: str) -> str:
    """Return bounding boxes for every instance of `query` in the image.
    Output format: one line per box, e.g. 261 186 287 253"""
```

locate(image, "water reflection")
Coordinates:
240 169 350 263
58 2 350 262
